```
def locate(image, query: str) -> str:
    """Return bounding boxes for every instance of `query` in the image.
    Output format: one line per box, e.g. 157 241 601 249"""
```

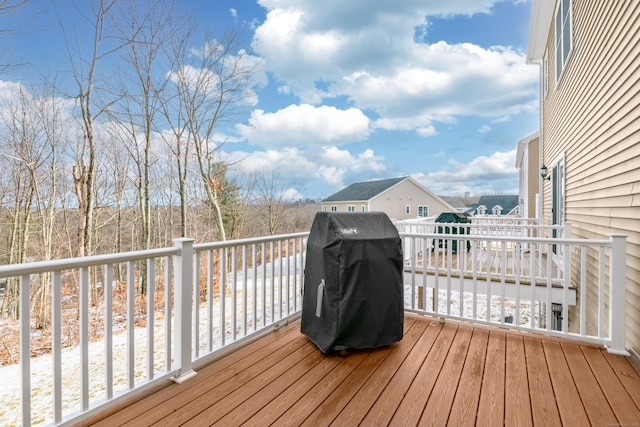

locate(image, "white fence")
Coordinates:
394 215 568 239
400 230 627 355
0 227 628 426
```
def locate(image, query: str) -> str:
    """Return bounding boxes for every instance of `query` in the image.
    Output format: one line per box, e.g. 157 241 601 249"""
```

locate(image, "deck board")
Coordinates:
330 319 428 425
420 325 472 425
582 345 640 424
603 350 640 408
180 341 318 426
389 321 457 426
298 318 421 426
447 328 489 427
524 335 562 426
561 342 618 425
476 330 505 426
542 340 591 426
86 314 640 427
360 320 443 426
505 334 532 427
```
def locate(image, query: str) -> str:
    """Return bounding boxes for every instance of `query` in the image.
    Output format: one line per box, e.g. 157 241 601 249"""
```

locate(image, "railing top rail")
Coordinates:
469 222 564 228
193 231 309 252
0 232 312 278
0 246 179 278
393 217 436 224
398 231 616 247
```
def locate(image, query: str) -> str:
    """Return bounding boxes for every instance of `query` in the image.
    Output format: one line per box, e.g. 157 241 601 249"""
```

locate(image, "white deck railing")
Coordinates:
400 231 627 355
395 215 567 239
0 228 628 426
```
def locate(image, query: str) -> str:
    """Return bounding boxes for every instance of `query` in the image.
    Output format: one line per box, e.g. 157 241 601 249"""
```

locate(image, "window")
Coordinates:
417 205 429 217
405 205 411 215
347 205 355 212
361 205 366 212
330 205 337 212
555 0 572 81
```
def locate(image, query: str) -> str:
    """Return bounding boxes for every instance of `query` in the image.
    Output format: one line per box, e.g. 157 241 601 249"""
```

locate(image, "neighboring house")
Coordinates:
527 0 640 364
321 176 456 220
440 197 470 213
515 131 540 219
465 195 520 216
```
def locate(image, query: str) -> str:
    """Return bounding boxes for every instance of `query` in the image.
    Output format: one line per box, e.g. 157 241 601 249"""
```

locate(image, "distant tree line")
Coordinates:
0 0 320 323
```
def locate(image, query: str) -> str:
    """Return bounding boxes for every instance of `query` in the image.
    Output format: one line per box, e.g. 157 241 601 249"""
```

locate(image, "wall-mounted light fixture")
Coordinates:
540 164 550 181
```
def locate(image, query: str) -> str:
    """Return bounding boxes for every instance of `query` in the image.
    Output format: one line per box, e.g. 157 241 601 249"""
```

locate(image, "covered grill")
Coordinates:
301 212 403 353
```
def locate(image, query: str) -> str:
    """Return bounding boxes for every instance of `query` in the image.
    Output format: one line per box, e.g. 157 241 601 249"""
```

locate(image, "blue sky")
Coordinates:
3 0 538 200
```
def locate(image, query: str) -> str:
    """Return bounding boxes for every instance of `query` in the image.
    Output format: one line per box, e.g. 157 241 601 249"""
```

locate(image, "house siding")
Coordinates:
322 202 367 213
320 178 454 220
368 179 452 220
540 0 640 357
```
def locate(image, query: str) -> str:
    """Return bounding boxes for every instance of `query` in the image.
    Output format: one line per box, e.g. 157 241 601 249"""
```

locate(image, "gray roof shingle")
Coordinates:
322 177 407 202
466 195 519 215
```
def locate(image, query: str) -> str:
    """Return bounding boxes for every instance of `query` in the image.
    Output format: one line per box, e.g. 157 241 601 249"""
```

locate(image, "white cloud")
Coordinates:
0 80 27 103
221 144 385 190
412 149 518 194
282 187 303 201
332 43 537 119
317 147 385 173
212 132 244 144
169 48 266 107
318 165 346 187
230 8 237 18
252 0 538 129
224 147 315 175
478 125 491 133
416 125 438 137
236 104 370 147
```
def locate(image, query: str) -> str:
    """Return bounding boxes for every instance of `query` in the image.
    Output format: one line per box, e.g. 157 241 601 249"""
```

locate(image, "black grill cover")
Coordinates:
301 212 404 353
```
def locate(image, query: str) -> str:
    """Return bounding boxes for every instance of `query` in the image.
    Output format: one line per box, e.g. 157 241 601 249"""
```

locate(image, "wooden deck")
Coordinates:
86 314 640 426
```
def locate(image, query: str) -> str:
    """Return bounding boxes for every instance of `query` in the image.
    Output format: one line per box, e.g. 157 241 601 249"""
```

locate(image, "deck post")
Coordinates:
607 233 629 356
171 238 198 383
20 275 31 427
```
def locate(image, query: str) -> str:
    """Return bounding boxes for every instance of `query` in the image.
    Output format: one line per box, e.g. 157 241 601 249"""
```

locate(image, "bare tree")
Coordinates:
29 87 70 327
61 0 127 257
0 0 29 74
169 28 258 241
111 0 180 253
251 171 304 235
157 20 197 238
158 100 192 238
0 85 47 319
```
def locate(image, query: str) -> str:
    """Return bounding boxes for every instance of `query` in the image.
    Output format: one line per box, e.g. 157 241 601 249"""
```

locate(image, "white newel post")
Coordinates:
608 233 629 356
171 238 198 382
